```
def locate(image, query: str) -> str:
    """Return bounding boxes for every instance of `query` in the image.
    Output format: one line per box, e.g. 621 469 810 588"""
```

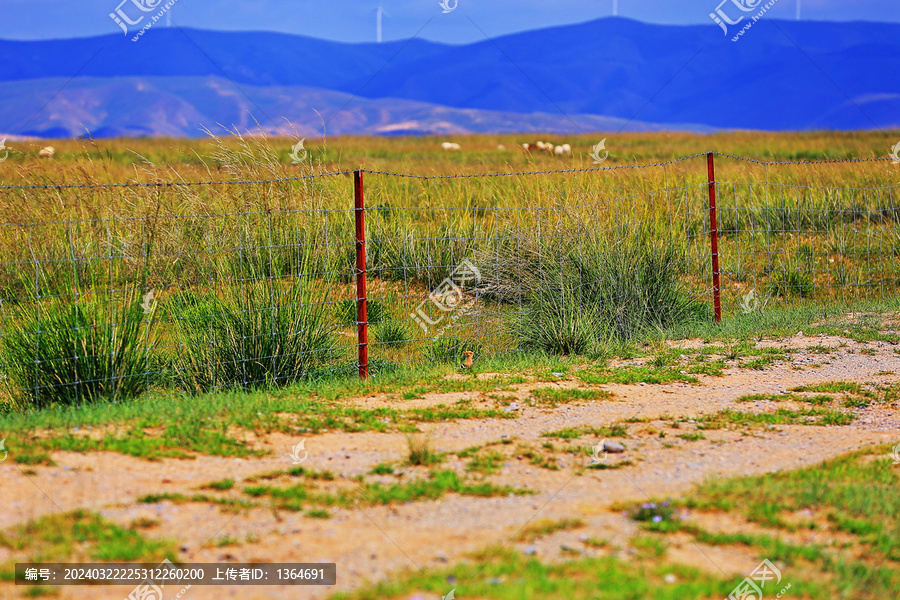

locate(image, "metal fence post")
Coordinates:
707 152 722 323
354 169 370 379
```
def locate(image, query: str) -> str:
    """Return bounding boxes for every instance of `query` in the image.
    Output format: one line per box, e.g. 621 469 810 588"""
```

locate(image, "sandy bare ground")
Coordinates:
1 334 899 600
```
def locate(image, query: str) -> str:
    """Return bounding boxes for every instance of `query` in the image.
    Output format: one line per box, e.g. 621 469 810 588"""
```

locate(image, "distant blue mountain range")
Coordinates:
1 18 897 138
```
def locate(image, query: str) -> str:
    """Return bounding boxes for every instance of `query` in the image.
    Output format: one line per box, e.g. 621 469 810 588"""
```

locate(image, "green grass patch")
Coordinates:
540 424 627 439
587 459 634 470
530 387 612 407
639 445 900 596
736 392 834 405
0 510 177 562
363 470 527 505
513 518 585 543
466 449 505 475
332 547 733 600
241 469 531 511
578 366 698 385
698 407 855 429
370 462 395 475
406 433 444 466
13 453 56 466
789 381 873 397
203 478 235 491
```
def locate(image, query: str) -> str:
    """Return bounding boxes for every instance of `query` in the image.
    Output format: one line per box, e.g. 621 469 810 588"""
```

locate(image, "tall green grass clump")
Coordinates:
172 236 336 392
335 298 386 325
0 289 158 409
173 282 336 392
768 262 814 298
481 226 708 355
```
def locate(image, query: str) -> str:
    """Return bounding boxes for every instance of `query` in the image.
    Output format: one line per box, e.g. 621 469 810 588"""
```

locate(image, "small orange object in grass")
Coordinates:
462 351 474 370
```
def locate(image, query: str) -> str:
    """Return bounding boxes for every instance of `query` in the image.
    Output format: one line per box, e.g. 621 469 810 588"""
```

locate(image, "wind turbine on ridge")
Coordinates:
376 3 390 43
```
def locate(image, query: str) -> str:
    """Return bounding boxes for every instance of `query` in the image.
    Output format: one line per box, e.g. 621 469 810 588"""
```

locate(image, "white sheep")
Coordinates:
554 144 572 156
523 142 554 155
38 146 55 158
441 142 462 151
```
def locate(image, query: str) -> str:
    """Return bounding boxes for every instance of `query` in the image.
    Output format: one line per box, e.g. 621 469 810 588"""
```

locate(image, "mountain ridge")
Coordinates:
1 17 897 137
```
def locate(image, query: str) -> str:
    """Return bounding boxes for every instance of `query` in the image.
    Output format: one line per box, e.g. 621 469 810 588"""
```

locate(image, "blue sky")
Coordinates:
1 0 898 43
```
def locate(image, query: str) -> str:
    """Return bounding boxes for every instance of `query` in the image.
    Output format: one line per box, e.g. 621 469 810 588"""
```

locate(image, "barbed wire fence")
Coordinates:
0 152 896 408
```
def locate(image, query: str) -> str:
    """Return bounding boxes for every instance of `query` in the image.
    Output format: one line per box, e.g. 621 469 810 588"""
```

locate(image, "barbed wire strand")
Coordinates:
0 153 895 190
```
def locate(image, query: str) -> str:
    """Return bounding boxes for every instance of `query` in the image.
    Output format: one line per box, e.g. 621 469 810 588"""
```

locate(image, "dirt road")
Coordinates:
2 334 898 599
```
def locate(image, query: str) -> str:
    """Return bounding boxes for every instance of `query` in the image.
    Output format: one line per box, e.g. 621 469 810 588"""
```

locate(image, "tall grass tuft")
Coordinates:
0 289 158 409
481 227 708 355
172 236 336 392
405 432 443 466
768 263 814 298
335 298 386 326
374 321 408 346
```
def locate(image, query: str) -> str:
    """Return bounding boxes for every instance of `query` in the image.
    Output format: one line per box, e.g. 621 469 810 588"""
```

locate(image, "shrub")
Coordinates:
173 277 335 392
486 232 708 354
0 289 157 409
334 298 386 326
374 321 408 346
768 263 813 298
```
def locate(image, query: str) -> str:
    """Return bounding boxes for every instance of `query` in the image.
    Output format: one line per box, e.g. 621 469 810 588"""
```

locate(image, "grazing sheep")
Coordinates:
38 146 55 158
554 144 572 156
441 142 462 151
523 141 554 155
496 144 506 151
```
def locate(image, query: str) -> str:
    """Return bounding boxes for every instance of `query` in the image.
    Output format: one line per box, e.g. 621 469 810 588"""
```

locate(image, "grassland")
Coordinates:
0 129 897 410
333 445 900 600
1 131 899 600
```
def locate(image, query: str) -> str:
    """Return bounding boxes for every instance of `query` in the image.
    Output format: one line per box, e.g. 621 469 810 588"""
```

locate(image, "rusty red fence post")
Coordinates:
707 152 722 323
354 169 369 379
